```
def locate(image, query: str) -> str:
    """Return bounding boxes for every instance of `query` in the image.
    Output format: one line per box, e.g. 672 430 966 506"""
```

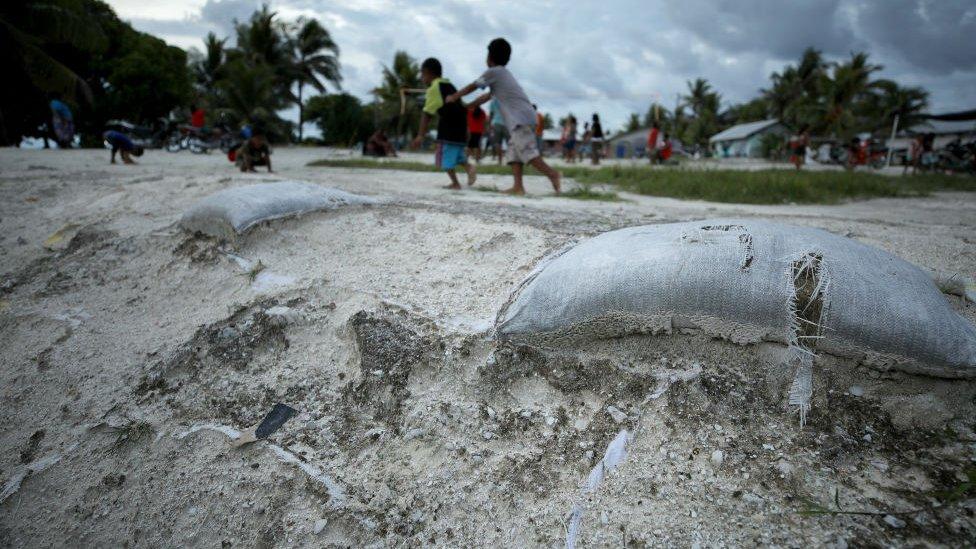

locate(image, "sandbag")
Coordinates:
497 219 976 383
180 181 375 238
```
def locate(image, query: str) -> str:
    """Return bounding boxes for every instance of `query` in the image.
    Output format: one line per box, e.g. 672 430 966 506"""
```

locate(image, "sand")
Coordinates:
1 146 974 547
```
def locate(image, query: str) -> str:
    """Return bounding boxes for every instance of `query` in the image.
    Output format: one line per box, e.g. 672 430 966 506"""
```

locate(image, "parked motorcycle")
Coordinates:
165 123 237 154
937 139 976 175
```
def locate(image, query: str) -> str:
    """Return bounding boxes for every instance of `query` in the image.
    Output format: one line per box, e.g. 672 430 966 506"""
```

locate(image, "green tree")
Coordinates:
305 93 373 146
682 78 721 148
867 80 928 133
0 0 191 145
624 113 640 132
725 98 769 125
103 30 192 125
290 17 340 141
642 103 671 128
818 52 883 137
191 32 226 91
762 48 826 130
0 0 105 143
371 51 421 137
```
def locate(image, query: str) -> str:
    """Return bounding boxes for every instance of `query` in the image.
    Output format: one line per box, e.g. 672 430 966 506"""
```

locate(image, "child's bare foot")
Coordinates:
551 172 562 194
466 164 476 186
442 183 462 190
501 187 525 195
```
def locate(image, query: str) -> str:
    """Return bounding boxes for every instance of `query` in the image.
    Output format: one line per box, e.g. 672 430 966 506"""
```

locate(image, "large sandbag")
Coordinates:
496 219 976 419
180 181 375 238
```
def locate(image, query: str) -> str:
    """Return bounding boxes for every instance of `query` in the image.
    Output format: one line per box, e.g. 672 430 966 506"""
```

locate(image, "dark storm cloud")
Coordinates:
114 0 976 129
199 0 261 36
855 0 976 75
668 0 860 58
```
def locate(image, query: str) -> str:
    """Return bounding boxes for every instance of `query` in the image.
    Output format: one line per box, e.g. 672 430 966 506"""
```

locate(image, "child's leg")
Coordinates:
463 161 476 186
528 156 561 193
121 150 134 164
504 162 525 194
110 147 117 164
445 169 461 189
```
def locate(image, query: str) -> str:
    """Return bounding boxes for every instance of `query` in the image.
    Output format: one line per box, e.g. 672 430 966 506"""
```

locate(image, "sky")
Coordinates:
108 0 976 134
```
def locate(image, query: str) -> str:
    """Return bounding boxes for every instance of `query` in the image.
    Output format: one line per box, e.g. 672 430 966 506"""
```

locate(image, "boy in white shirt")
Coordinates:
446 38 561 195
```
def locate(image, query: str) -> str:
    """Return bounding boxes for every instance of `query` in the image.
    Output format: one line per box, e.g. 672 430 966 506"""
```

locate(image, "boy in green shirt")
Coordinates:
411 58 476 189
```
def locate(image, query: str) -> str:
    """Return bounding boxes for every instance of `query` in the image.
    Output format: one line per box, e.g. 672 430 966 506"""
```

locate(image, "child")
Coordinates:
467 106 487 164
237 130 272 172
446 38 561 195
411 57 475 189
103 130 144 164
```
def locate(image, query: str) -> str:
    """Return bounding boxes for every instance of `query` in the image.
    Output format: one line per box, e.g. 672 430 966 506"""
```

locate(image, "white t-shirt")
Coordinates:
475 66 536 132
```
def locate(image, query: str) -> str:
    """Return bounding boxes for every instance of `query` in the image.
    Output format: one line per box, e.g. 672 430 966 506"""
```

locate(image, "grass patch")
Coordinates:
561 185 623 202
308 158 976 204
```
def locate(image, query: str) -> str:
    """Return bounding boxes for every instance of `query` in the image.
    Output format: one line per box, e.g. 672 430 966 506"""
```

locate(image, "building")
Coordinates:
709 119 789 158
607 128 650 158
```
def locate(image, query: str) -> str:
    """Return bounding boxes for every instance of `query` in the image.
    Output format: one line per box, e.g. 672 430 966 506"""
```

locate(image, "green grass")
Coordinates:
308 158 976 205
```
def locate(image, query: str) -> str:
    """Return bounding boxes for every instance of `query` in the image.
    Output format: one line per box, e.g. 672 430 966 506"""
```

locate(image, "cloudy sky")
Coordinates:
109 0 975 134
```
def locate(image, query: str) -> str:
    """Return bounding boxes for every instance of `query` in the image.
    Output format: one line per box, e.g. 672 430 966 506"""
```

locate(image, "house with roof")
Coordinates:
709 119 789 158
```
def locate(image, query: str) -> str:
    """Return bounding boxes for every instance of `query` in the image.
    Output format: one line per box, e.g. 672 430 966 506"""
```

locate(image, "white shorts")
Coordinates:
505 125 540 164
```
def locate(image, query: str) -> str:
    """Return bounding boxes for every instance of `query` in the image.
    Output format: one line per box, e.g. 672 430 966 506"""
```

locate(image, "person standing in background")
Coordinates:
562 115 577 163
467 105 487 164
49 99 74 148
489 98 507 165
190 104 206 130
647 121 661 164
590 113 604 165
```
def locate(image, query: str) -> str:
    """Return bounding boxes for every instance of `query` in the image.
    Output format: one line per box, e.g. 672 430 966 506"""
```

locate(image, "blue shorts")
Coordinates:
435 142 467 171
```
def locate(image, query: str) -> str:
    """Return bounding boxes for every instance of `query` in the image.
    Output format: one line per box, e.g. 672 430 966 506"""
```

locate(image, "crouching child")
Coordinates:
103 130 144 164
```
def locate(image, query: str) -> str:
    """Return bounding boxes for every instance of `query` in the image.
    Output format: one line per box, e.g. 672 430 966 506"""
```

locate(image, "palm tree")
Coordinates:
214 59 278 127
682 78 721 147
193 32 226 90
371 51 421 137
819 52 883 137
0 2 105 104
234 4 288 67
291 17 340 141
872 80 929 132
683 78 716 118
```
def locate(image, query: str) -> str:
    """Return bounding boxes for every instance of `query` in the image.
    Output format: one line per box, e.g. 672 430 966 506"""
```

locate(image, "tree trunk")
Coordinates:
297 83 304 142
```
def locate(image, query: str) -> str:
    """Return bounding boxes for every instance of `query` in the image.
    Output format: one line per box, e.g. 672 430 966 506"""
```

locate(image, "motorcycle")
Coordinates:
165 123 238 154
937 139 976 175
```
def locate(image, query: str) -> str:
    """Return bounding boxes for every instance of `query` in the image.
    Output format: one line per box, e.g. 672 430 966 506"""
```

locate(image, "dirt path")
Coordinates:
1 147 974 547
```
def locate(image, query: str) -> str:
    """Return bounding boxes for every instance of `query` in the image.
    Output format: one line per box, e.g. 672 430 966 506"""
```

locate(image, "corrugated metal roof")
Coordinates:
709 119 781 143
908 119 976 135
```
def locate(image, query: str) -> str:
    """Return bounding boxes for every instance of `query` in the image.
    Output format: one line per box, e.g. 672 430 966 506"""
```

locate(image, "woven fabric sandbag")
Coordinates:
497 219 976 380
180 181 376 239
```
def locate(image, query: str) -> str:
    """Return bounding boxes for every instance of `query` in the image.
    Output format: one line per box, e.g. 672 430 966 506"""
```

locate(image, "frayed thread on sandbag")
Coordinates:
786 252 828 426
687 224 755 270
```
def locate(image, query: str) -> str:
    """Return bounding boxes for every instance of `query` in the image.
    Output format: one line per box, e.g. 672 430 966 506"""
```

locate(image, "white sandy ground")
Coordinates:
1 146 975 547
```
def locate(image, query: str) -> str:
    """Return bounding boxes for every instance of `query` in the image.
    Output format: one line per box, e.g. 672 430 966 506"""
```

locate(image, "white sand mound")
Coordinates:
179 180 376 238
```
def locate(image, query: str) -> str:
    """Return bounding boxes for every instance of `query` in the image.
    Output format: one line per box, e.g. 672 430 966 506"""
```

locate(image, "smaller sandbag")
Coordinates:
180 181 375 238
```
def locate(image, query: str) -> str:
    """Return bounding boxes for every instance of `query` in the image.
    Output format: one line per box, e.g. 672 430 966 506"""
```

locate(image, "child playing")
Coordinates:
411 57 475 189
237 128 272 172
103 130 144 164
446 38 560 195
